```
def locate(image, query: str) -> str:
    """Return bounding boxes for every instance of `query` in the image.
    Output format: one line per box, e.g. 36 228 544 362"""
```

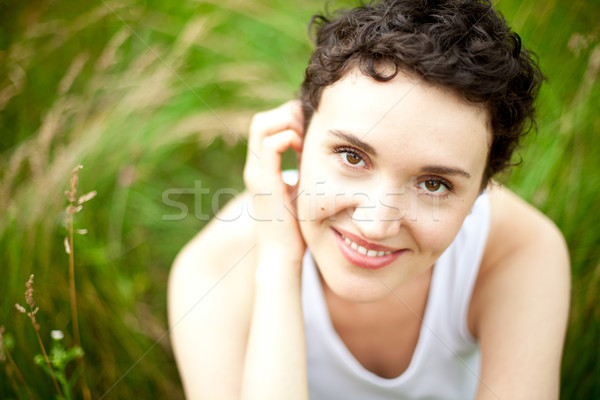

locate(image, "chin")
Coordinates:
323 275 398 303
308 245 411 303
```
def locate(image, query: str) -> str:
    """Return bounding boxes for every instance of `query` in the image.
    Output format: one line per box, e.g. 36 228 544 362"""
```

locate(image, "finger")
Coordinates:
286 100 305 133
249 111 302 149
247 101 304 160
273 100 304 135
244 129 302 191
260 129 303 181
245 103 303 181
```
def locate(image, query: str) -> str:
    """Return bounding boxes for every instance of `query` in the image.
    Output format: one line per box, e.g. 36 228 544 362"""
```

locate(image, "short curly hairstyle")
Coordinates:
300 0 544 184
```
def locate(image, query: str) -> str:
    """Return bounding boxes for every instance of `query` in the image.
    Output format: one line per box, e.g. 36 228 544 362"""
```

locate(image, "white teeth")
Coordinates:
341 234 392 257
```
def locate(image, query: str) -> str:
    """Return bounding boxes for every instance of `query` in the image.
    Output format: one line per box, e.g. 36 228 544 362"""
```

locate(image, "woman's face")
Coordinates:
297 70 490 302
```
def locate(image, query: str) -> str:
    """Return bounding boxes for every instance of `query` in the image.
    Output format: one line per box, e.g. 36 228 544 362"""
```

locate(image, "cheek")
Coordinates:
297 154 365 225
411 206 470 256
296 175 354 223
297 146 348 222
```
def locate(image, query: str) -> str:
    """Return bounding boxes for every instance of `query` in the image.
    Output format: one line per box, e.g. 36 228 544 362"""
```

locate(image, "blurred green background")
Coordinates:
1 0 598 398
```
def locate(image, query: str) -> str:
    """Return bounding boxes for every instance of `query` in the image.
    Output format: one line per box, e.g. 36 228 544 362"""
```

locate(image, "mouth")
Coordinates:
331 228 406 269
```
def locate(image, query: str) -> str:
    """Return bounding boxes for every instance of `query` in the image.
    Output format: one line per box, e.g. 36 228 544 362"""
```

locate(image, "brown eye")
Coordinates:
418 178 450 195
345 152 362 165
334 148 367 168
424 180 441 191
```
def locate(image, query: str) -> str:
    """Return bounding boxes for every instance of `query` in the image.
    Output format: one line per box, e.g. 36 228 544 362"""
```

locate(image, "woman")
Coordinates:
168 1 570 399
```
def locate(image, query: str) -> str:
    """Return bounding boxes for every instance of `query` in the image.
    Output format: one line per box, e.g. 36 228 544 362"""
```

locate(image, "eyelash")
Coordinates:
331 146 369 169
417 177 455 199
331 145 455 198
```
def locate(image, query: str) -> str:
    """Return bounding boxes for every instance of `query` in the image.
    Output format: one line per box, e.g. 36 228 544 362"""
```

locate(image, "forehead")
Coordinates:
309 70 491 176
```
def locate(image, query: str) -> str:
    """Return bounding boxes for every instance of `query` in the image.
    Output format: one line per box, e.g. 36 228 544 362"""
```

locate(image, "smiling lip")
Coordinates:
332 228 405 270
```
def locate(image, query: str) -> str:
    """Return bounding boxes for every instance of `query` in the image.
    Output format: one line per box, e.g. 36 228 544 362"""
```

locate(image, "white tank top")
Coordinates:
301 192 491 400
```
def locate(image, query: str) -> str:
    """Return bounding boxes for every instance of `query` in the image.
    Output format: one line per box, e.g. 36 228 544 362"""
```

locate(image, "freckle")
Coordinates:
320 207 325 211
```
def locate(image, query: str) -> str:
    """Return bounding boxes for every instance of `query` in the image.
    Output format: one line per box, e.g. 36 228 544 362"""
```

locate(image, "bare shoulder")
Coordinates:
482 183 569 270
168 193 258 400
175 190 256 263
469 184 571 399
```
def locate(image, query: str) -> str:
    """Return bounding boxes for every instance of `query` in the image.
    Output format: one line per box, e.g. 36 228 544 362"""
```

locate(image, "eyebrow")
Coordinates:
420 165 471 179
328 129 377 156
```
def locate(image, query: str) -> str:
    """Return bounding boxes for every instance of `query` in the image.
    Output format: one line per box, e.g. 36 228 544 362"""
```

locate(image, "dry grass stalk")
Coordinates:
164 110 254 148
64 164 95 400
58 53 89 96
64 165 83 347
15 275 63 398
0 64 26 111
94 29 131 73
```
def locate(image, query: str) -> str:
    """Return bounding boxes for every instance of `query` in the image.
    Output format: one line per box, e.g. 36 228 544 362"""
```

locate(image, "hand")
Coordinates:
243 100 306 269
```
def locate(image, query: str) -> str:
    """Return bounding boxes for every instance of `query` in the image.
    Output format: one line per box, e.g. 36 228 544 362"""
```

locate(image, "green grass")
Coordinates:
1 0 598 398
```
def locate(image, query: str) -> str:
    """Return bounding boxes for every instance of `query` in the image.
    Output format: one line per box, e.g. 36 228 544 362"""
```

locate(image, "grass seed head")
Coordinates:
65 165 83 203
64 236 71 254
16 275 41 331
25 274 36 310
77 190 97 205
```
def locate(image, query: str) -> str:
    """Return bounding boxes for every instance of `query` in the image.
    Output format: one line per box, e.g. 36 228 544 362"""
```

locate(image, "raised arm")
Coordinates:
240 100 308 400
168 101 309 400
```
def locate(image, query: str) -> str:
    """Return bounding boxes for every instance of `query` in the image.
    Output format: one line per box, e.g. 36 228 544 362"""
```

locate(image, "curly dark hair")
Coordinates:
300 0 544 184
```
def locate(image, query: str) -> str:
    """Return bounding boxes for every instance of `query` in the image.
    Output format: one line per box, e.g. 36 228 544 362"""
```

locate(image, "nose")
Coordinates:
350 184 408 240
